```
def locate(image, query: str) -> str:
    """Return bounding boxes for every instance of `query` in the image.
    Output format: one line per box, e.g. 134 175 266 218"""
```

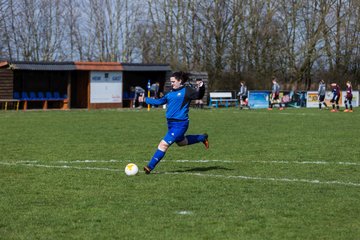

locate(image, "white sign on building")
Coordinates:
90 72 123 103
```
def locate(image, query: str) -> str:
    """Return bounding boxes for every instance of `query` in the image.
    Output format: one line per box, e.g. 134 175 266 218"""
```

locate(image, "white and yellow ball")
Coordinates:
125 163 139 176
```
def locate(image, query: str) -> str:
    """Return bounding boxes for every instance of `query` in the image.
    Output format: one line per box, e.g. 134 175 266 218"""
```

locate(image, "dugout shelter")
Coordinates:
0 61 171 110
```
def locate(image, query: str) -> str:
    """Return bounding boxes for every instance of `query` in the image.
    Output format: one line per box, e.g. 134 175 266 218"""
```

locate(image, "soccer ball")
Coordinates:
125 163 139 176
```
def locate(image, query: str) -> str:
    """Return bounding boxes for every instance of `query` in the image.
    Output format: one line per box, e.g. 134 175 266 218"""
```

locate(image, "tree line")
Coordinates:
0 0 359 90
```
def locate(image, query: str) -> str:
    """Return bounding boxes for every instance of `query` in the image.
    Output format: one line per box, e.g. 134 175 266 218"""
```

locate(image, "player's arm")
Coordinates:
187 82 205 100
145 95 167 105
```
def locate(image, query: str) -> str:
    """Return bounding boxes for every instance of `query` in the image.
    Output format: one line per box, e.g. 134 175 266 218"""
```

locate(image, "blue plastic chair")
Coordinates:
62 93 68 99
46 91 53 99
21 92 29 100
38 92 45 100
53 92 61 99
13 92 20 99
29 91 37 100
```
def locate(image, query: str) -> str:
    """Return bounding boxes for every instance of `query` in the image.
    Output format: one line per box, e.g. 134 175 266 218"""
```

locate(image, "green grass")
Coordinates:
0 108 359 239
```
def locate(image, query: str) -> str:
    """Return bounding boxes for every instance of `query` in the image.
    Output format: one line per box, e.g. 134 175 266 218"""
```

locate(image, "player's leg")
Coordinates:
349 97 353 111
144 140 169 174
134 93 138 108
145 121 192 174
243 96 247 109
177 133 208 149
170 120 208 149
330 97 335 111
320 95 328 108
244 97 250 109
199 99 204 109
145 122 183 174
138 93 145 108
268 95 273 110
336 96 340 110
273 95 282 110
344 98 349 112
322 97 328 108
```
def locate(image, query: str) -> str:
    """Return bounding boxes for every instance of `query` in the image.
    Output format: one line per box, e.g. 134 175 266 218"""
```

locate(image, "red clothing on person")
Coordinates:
346 86 353 99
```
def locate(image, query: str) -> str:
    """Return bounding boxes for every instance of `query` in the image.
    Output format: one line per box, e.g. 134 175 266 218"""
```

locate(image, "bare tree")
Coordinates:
0 0 359 89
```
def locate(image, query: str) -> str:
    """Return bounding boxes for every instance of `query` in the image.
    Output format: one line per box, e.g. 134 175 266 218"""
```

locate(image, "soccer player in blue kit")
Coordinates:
143 71 209 174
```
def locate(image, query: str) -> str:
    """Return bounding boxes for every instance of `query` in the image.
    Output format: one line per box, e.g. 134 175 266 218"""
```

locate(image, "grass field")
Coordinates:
0 108 359 239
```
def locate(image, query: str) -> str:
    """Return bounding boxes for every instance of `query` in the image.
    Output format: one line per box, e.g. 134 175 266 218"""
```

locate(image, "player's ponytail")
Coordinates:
172 71 189 84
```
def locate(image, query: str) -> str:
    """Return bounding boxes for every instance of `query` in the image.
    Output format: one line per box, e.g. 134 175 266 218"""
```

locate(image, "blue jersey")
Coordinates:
145 85 205 121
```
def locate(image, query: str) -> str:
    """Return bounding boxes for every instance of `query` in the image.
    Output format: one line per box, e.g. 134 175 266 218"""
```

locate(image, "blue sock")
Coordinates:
148 149 166 170
186 135 206 145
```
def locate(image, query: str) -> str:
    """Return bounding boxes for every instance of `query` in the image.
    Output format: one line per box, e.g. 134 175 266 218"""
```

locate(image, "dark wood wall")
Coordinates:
71 71 89 108
0 69 14 99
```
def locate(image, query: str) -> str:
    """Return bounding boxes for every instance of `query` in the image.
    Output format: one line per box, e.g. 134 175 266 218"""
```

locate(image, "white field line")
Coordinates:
164 172 360 187
232 111 320 116
176 211 193 215
57 159 121 163
0 162 120 172
1 161 359 187
52 159 360 166
232 110 360 117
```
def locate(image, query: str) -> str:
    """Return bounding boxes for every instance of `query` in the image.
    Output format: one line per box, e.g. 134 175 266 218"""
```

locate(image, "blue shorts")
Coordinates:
163 120 189 145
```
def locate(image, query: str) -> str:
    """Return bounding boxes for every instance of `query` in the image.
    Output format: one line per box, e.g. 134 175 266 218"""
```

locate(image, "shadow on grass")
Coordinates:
169 166 233 173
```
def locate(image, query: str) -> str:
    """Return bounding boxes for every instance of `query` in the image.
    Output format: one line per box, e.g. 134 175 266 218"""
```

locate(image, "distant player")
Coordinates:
143 71 208 174
131 86 145 108
268 77 283 110
150 82 160 99
318 80 328 110
344 81 353 112
330 82 340 112
237 81 250 109
194 78 205 108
